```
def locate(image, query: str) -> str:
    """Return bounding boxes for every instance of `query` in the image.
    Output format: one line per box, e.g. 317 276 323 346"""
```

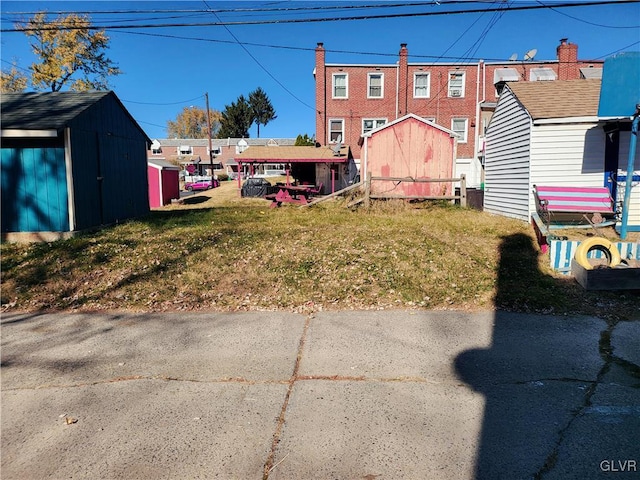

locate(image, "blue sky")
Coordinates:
2 1 639 140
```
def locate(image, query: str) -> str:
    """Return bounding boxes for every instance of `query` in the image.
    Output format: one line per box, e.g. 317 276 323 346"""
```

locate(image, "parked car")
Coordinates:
184 179 219 191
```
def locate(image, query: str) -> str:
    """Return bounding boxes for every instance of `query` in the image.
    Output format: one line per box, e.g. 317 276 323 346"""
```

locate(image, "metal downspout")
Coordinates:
620 106 640 240
395 63 399 119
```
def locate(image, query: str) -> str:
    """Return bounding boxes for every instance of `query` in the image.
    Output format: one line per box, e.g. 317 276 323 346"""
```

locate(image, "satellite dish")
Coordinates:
509 53 517 61
524 49 537 61
331 135 343 156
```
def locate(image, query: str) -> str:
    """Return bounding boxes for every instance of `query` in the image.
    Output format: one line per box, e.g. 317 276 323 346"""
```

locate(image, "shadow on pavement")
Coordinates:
454 233 639 479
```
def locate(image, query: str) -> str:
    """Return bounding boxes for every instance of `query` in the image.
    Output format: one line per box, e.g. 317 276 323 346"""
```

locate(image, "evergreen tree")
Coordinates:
217 95 252 139
249 87 276 138
295 134 316 146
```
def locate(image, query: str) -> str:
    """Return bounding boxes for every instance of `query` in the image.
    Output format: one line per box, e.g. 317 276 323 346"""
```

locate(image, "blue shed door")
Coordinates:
1 147 69 233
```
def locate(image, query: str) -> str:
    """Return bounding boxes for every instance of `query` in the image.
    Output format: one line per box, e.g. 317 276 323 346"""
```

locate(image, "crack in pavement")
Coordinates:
534 321 639 479
262 314 312 479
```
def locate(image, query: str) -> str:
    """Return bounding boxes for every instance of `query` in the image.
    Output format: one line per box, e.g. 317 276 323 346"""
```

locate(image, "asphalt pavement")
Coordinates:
1 310 639 479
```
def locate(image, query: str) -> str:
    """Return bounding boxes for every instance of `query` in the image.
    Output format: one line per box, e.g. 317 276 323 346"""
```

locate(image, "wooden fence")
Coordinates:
364 173 467 208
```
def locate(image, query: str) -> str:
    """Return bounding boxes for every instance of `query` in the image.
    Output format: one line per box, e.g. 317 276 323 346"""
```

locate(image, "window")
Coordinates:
368 73 383 98
530 67 557 81
362 118 387 135
451 118 468 143
332 73 348 98
236 139 248 154
209 146 222 156
414 72 430 98
178 145 192 155
329 119 344 143
151 143 162 155
448 72 465 98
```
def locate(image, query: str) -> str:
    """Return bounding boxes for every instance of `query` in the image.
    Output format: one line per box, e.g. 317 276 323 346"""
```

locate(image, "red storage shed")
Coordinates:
361 114 457 196
148 159 180 208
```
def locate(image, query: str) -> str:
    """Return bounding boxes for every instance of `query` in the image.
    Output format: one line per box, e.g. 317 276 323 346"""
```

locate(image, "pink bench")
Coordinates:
532 185 618 252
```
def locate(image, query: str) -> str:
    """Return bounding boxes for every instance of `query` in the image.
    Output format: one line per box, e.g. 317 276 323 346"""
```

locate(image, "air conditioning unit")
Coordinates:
450 90 462 97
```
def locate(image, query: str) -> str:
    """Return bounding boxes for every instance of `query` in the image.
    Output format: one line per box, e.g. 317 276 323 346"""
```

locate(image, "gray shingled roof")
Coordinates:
1 91 111 130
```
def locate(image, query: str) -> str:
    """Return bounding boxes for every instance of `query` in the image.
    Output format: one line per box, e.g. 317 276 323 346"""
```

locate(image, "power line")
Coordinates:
120 95 205 106
535 0 640 28
201 0 315 111
3 1 637 33
0 2 510 17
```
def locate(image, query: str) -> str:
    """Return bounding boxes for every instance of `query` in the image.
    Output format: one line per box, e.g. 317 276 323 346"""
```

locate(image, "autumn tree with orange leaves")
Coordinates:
17 12 121 91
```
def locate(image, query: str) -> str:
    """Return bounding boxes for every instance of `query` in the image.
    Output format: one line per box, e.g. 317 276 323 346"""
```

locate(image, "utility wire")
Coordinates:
535 0 640 28
201 0 315 111
120 95 205 105
3 1 637 33
0 2 513 17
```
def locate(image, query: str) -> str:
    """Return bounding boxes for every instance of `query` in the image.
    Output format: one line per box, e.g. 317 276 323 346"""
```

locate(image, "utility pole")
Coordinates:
205 92 214 178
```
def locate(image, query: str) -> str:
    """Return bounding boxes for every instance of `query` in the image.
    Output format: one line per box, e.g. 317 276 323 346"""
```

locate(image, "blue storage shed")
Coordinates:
1 91 151 242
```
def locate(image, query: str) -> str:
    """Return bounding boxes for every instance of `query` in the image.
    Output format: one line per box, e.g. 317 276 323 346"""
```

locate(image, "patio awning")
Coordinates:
235 145 352 164
493 67 519 84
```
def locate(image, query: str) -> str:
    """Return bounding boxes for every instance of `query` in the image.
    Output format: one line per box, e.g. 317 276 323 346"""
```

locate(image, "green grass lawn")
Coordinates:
2 184 638 320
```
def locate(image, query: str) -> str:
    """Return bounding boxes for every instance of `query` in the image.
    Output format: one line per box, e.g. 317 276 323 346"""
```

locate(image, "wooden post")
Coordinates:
364 172 371 208
460 174 467 208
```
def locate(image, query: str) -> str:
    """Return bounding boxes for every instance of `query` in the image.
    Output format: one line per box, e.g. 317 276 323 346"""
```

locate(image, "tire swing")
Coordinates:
573 237 621 270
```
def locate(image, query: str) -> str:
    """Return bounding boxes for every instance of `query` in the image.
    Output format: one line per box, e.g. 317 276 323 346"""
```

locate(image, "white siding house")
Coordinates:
484 79 640 228
483 88 531 220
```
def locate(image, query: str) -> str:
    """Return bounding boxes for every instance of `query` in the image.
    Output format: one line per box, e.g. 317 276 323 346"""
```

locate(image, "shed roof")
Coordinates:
1 91 150 141
362 113 457 138
235 145 351 163
148 159 180 170
506 79 601 120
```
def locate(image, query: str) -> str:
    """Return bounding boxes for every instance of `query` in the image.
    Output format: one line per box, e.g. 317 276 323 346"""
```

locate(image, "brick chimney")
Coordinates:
398 43 408 117
557 38 579 80
315 43 326 145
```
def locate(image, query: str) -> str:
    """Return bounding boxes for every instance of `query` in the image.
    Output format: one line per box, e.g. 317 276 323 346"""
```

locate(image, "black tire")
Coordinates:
186 186 193 191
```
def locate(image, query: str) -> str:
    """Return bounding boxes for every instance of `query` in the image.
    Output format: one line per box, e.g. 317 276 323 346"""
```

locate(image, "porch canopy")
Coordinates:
234 145 351 164
234 144 352 187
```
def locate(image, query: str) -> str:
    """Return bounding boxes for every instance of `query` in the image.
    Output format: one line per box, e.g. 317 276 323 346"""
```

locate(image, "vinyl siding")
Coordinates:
529 123 605 213
484 90 532 220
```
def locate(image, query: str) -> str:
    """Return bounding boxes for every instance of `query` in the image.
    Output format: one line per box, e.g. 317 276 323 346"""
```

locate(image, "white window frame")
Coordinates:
329 118 344 143
367 73 384 98
332 73 348 99
530 67 557 81
362 118 387 135
451 118 468 143
413 72 431 98
178 145 192 155
448 72 465 98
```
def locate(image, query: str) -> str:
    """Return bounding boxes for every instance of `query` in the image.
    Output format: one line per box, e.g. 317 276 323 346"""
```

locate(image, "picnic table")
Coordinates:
265 183 323 208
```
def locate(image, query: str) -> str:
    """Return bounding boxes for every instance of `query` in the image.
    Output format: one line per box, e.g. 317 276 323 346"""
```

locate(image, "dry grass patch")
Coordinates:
2 189 638 320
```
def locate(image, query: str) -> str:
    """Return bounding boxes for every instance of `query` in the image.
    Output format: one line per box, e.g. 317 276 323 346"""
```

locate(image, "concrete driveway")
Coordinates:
1 310 638 479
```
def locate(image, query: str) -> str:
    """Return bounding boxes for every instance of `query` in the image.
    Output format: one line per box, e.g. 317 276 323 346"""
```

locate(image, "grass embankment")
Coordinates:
1 181 638 320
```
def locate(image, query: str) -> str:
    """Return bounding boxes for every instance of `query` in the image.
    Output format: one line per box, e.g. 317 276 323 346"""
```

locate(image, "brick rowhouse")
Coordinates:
314 39 602 167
